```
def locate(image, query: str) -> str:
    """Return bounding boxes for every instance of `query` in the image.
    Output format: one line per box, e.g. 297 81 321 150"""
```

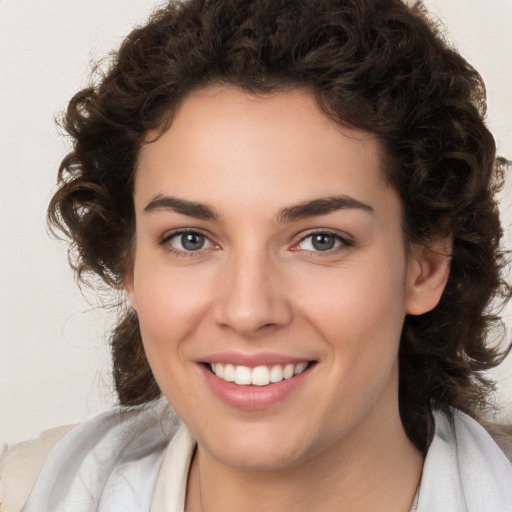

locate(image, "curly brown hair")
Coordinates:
48 0 510 452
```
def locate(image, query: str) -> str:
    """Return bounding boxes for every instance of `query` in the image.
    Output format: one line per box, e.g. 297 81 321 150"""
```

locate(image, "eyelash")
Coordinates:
292 230 353 256
159 229 217 257
159 229 353 257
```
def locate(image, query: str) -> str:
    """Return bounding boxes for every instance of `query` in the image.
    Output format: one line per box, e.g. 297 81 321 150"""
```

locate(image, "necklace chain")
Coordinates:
198 458 206 512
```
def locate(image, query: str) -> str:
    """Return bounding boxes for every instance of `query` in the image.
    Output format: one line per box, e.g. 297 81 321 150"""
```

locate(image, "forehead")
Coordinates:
135 86 395 218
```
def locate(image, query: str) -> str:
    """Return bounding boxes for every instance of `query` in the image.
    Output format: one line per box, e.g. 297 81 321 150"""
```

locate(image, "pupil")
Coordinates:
312 234 335 251
182 233 204 250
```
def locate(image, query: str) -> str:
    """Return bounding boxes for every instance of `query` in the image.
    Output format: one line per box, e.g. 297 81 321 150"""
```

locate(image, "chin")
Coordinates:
213 441 307 472
196 418 323 472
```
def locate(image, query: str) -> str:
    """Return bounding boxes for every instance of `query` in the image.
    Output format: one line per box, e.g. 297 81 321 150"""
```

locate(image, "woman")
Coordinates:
8 0 512 510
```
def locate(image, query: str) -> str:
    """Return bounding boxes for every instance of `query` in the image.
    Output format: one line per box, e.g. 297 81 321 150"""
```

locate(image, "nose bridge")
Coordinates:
213 241 292 335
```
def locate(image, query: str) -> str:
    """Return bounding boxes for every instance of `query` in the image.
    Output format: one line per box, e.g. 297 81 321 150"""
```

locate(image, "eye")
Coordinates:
296 232 347 252
166 231 214 252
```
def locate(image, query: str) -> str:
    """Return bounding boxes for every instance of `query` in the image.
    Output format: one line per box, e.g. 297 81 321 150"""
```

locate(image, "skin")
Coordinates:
126 86 450 512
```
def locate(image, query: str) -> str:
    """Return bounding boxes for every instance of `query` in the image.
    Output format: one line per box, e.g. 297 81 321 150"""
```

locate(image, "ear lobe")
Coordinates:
123 272 138 312
405 239 451 316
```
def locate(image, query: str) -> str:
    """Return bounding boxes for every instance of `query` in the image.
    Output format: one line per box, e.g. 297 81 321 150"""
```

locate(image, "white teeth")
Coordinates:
294 362 308 375
234 366 252 385
251 366 270 386
283 363 294 379
213 363 224 379
269 364 283 383
223 364 235 382
210 362 310 386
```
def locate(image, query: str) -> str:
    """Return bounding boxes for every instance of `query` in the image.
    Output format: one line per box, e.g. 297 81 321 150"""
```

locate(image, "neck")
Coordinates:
185 403 423 512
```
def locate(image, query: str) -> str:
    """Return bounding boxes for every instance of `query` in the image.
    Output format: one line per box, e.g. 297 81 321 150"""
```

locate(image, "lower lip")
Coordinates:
200 364 313 410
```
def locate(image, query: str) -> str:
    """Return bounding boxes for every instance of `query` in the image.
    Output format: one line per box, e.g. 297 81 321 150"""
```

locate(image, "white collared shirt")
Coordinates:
19 399 512 512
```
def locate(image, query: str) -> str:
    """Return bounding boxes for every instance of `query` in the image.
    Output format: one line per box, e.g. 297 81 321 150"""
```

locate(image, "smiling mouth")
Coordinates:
205 361 315 386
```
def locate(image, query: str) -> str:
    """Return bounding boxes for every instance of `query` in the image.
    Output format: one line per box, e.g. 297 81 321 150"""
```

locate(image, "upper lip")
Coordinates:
198 351 316 368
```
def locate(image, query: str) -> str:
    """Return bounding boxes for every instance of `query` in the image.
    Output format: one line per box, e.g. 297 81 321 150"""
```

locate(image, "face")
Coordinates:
126 86 444 472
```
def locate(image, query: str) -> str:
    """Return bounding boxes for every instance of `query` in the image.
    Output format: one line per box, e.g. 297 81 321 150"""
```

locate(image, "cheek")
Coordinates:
131 263 214 411
303 258 406 334
132 260 213 357
298 253 408 376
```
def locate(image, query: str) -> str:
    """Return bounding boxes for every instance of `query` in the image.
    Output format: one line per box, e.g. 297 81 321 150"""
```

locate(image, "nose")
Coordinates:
212 249 293 337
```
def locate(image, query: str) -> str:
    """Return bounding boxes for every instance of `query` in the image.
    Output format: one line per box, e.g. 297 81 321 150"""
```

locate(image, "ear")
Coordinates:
405 238 451 316
123 271 138 312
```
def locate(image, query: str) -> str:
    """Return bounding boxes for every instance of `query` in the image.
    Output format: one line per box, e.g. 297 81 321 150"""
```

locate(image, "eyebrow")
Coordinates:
143 194 374 222
277 195 374 223
144 195 219 220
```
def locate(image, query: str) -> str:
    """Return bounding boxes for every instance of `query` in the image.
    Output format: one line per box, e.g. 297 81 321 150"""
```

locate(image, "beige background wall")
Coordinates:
1 0 511 447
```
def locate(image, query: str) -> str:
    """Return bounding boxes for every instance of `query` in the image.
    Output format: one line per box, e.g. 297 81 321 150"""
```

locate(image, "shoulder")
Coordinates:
481 420 512 461
1 399 180 512
0 425 75 512
417 408 512 511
